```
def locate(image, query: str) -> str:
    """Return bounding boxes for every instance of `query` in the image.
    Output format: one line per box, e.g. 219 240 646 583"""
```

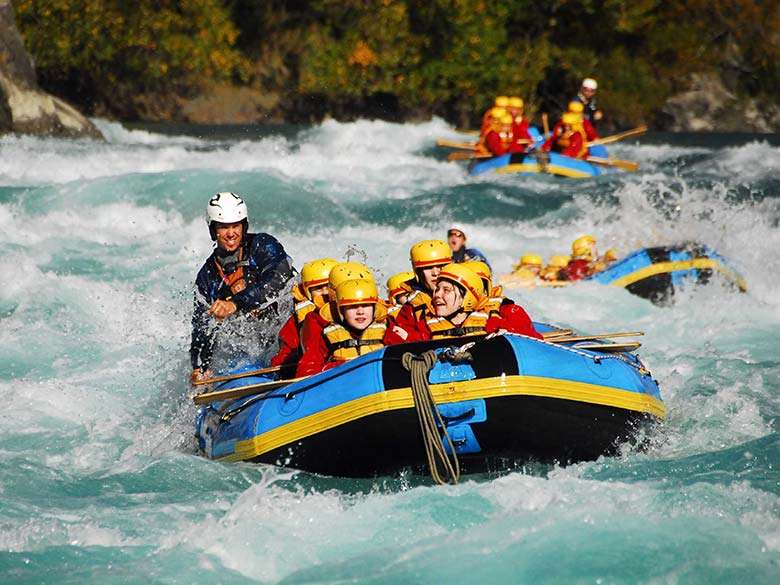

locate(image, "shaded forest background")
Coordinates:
13 0 780 130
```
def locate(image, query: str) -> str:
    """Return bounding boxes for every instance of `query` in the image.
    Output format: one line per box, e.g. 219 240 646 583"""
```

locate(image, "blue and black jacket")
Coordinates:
190 233 294 370
452 246 490 268
574 93 599 125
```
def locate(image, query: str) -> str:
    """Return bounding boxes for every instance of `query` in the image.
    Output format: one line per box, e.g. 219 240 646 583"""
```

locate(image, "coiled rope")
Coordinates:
401 350 460 485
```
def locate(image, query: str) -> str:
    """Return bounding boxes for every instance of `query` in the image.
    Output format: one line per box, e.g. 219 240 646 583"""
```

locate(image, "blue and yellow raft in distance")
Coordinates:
468 127 614 178
503 243 747 306
195 326 664 477
589 243 747 304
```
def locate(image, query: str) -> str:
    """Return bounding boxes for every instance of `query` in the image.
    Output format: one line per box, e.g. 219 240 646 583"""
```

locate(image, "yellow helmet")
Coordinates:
567 101 585 114
410 240 452 269
437 263 485 312
548 254 571 268
489 106 507 119
572 235 596 259
604 248 619 261
329 262 373 292
335 278 380 318
508 96 524 109
386 271 415 301
520 254 543 267
562 112 582 126
300 258 339 299
461 260 492 295
494 96 510 108
500 113 513 125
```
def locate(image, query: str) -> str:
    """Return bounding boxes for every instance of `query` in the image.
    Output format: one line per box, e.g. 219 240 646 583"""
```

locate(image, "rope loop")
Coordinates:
402 350 460 485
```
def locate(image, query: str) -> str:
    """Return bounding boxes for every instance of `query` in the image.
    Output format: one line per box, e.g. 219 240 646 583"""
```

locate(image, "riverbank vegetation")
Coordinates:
13 0 780 129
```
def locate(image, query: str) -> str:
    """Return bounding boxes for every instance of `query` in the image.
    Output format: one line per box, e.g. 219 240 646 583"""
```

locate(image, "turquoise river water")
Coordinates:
0 119 778 583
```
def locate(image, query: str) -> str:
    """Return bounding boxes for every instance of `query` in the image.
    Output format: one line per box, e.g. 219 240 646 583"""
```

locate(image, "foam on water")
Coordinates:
0 119 778 583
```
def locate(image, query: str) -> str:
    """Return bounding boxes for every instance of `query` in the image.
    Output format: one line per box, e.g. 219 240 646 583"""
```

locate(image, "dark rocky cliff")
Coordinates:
0 0 101 138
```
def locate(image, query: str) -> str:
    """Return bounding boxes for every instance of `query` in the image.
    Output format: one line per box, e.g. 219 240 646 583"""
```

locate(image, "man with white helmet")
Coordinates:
447 225 489 266
574 78 603 125
190 191 294 384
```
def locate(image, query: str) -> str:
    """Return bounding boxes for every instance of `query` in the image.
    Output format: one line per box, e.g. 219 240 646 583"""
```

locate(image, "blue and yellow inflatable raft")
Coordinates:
589 243 747 304
469 128 613 178
502 243 747 306
195 326 665 477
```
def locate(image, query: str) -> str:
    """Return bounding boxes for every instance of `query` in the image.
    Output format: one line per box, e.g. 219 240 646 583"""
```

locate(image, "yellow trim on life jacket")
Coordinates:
323 322 386 362
406 290 433 318
483 296 505 312
427 311 490 339
294 299 316 326
292 283 307 303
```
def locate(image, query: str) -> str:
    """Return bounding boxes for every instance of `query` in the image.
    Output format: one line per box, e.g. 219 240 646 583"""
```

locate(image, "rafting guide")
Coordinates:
574 77 603 125
190 192 294 385
447 225 489 265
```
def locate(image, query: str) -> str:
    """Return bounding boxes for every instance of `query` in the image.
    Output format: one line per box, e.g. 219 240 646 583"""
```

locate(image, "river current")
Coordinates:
0 119 778 583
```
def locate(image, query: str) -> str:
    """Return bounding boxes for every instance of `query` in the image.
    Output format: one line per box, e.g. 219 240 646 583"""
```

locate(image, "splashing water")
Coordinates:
1 119 778 583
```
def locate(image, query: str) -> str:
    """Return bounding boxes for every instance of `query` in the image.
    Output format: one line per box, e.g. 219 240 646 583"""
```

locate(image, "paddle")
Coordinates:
587 125 647 147
447 151 493 161
192 364 283 387
548 331 644 343
586 156 639 172
542 113 550 137
437 138 478 150
541 329 574 339
192 375 310 406
456 129 480 136
574 342 642 352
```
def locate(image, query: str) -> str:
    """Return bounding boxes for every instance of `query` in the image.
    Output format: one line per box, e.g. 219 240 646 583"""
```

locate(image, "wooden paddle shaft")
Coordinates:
587 125 647 147
193 365 282 386
548 331 644 343
192 375 310 406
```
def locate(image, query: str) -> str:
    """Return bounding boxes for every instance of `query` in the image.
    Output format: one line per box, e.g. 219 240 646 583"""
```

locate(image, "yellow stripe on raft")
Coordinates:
610 258 748 291
222 375 666 462
497 163 593 179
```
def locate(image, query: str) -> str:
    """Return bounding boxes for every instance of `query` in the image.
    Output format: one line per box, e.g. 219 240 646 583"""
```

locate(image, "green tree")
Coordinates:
14 0 247 118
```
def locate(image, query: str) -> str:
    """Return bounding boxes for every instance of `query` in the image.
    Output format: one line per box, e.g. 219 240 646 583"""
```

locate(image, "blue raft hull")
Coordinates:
195 327 665 477
588 243 747 305
469 128 612 178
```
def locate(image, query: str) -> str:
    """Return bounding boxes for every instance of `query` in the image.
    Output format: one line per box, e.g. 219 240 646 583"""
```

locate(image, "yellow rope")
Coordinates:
401 350 460 485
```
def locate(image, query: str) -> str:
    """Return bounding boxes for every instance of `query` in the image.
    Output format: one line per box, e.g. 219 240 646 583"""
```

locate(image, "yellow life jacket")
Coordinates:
573 126 588 158
318 301 334 323
426 311 491 339
484 296 504 313
323 322 387 362
406 290 432 318
294 299 316 327
291 283 307 303
387 304 402 319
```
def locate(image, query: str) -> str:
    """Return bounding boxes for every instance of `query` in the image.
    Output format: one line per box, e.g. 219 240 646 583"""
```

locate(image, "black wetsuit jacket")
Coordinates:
452 246 491 268
574 93 599 125
190 232 294 370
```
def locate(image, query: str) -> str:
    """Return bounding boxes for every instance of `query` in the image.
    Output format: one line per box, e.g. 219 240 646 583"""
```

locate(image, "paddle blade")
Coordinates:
436 138 478 150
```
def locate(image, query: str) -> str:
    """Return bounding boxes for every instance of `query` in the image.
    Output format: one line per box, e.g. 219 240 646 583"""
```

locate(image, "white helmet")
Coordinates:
207 192 248 240
447 223 467 239
582 78 598 90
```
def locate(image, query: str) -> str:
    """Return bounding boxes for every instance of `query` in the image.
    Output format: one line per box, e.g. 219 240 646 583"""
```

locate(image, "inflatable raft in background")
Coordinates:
469 127 614 178
589 243 747 304
502 243 747 305
195 326 664 478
